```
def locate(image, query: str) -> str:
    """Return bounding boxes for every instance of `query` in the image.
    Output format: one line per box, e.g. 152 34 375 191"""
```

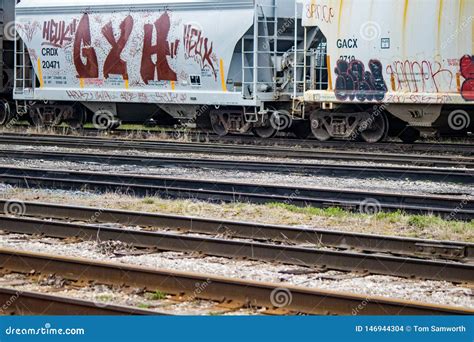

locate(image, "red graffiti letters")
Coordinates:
386 60 453 93
184 24 216 78
102 15 134 80
141 12 177 83
43 19 77 47
460 55 474 101
71 12 220 85
74 14 99 79
335 59 387 102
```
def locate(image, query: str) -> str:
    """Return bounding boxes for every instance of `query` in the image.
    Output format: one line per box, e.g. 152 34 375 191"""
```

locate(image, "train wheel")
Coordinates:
310 113 331 141
67 105 86 130
30 108 62 128
252 125 277 139
360 112 388 143
291 121 312 139
210 112 229 137
398 127 421 143
0 100 11 126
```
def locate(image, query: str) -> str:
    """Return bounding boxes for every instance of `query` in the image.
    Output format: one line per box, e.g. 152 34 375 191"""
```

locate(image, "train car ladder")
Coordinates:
291 1 306 116
14 35 35 98
241 0 278 105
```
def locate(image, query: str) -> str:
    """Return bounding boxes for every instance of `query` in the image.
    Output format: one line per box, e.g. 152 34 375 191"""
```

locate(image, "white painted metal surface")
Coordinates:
302 0 474 105
14 0 256 105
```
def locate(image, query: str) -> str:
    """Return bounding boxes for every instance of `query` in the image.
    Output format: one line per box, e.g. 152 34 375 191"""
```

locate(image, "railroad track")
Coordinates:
1 249 472 315
0 133 473 167
0 166 472 220
0 149 472 184
7 128 473 156
3 200 471 262
1 212 472 283
163 131 474 156
0 288 160 315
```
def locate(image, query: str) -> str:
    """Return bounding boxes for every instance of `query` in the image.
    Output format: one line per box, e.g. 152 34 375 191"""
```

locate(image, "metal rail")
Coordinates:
0 215 472 283
0 166 472 220
0 133 472 167
0 288 161 315
2 200 471 262
1 149 472 184
1 249 472 315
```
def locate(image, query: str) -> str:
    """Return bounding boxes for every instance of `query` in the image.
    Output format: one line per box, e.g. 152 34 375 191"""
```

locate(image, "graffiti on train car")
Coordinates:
102 15 133 80
460 55 474 101
386 59 454 93
16 21 42 43
334 59 387 102
305 3 335 24
141 12 178 83
183 24 217 79
43 19 77 48
37 11 219 86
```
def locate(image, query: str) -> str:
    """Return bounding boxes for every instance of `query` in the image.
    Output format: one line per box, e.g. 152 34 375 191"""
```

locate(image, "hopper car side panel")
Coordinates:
302 0 474 105
14 2 255 106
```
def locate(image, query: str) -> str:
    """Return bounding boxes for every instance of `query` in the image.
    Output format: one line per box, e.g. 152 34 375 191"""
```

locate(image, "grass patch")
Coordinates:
266 203 347 218
137 303 151 309
150 290 167 301
5 188 473 242
96 294 113 302
142 197 155 205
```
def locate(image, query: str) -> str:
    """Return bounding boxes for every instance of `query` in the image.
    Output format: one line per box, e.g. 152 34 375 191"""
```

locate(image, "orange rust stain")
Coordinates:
437 0 443 49
219 59 227 92
403 0 409 29
37 58 44 88
391 74 396 92
402 0 409 55
326 55 333 90
337 0 344 37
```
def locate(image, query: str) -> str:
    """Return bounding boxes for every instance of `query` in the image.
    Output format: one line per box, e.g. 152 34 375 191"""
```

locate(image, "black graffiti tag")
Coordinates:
335 59 387 102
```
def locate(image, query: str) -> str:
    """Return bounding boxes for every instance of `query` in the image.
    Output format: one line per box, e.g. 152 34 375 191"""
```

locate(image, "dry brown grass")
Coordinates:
4 188 473 242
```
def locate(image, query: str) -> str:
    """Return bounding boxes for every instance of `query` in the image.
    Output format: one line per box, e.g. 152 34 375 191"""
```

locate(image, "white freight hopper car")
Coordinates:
10 0 474 142
301 0 474 142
